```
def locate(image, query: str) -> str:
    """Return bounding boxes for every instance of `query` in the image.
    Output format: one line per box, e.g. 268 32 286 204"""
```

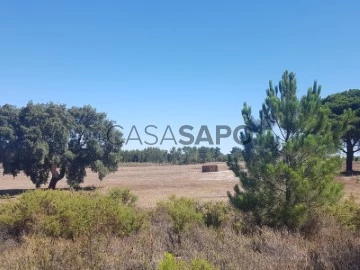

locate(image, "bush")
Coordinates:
157 195 203 234
158 252 187 270
107 188 138 207
1 194 360 270
158 252 217 270
0 189 144 239
200 202 230 229
190 258 217 270
327 196 360 230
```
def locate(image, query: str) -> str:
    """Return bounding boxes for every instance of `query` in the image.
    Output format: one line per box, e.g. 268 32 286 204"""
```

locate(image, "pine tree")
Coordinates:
323 89 360 173
228 71 343 229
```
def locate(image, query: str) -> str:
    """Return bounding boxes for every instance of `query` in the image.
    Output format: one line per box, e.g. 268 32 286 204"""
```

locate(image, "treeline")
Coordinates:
121 146 228 164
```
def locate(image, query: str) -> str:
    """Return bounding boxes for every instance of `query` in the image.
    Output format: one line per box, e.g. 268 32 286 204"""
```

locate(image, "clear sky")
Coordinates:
1 1 359 153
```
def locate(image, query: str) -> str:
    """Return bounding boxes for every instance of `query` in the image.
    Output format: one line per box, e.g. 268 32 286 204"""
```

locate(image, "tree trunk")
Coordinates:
346 139 354 173
48 164 65 189
346 150 354 173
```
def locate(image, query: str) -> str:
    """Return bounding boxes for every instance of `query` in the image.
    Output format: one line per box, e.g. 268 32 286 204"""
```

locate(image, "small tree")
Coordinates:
0 102 123 189
323 89 360 173
228 71 343 229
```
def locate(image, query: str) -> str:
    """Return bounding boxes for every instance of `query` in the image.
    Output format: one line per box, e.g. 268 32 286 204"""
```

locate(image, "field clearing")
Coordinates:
1 162 360 207
0 163 238 207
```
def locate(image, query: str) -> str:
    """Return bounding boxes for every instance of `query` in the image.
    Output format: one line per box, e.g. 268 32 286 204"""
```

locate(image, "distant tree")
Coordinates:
323 89 360 173
228 71 343 229
198 146 209 163
120 146 225 165
226 147 243 172
0 102 123 189
182 146 193 164
168 147 182 164
213 147 222 161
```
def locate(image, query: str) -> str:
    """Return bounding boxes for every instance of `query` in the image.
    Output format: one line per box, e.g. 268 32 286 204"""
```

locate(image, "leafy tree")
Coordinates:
198 146 210 163
0 102 123 189
322 89 360 173
228 71 343 229
120 146 224 164
167 147 182 164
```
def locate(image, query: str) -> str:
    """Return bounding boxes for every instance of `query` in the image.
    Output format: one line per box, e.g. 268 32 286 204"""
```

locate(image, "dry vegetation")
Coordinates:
1 162 360 205
0 162 360 269
0 163 238 207
0 191 360 270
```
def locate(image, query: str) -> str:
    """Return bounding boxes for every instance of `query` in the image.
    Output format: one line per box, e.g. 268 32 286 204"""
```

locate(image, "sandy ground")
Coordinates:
0 163 239 207
1 162 360 207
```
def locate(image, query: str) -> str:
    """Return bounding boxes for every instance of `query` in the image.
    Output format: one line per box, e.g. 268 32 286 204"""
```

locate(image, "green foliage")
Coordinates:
190 259 217 270
328 196 360 230
0 189 144 239
158 253 217 270
228 71 343 229
121 146 225 164
158 252 187 270
323 89 360 172
200 202 230 229
0 102 123 188
107 188 138 207
157 195 203 234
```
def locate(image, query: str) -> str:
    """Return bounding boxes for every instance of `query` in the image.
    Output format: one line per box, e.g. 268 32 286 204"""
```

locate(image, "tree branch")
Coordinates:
264 114 286 143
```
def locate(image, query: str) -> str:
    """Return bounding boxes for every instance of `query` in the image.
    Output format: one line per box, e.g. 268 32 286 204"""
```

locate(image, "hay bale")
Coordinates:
202 165 218 173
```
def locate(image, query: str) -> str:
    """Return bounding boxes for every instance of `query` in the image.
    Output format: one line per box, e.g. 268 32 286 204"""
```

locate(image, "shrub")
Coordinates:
190 258 217 270
158 252 217 270
200 202 230 229
157 195 203 234
107 188 138 207
327 196 360 230
158 252 187 270
0 189 144 239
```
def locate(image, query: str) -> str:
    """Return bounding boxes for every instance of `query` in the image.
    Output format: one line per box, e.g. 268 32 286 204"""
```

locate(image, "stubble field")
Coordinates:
1 162 359 206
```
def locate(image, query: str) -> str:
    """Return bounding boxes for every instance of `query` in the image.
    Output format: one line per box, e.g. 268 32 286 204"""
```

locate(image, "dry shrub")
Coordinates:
1 193 360 270
1 218 360 270
202 165 218 172
305 213 360 270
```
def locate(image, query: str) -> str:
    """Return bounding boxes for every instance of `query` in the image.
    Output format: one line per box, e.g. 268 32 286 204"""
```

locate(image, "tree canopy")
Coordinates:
228 71 343 229
0 102 123 189
120 146 225 164
322 89 360 172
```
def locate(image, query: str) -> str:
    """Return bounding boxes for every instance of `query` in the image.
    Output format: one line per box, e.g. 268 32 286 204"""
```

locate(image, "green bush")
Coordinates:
158 252 217 270
0 189 144 239
107 188 138 207
158 252 187 270
157 195 203 234
328 196 360 230
200 202 230 229
190 259 217 270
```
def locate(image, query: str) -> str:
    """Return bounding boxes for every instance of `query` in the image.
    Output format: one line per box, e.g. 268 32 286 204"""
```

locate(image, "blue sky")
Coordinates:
1 1 359 153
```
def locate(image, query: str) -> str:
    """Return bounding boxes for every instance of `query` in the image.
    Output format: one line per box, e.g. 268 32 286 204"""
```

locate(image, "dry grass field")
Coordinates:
0 163 238 207
1 162 360 207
